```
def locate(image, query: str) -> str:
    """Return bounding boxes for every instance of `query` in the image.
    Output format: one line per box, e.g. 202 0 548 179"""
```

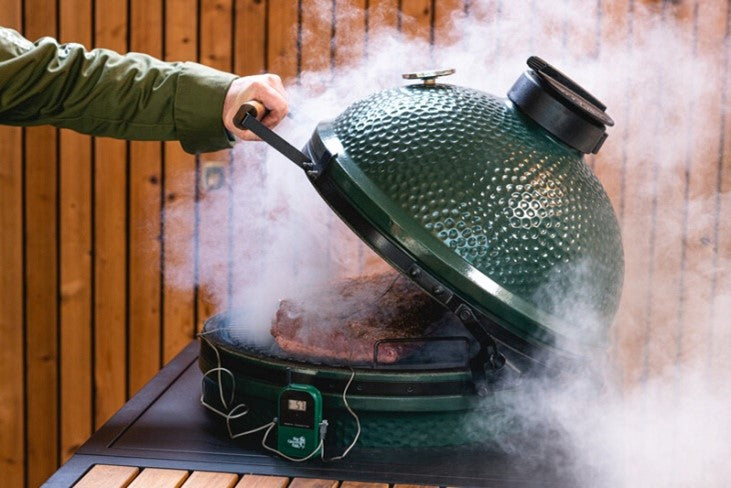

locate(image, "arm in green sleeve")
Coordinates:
0 27 238 153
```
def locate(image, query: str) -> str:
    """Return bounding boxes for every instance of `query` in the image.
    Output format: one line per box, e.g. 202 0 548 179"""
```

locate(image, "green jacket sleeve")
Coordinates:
0 27 237 153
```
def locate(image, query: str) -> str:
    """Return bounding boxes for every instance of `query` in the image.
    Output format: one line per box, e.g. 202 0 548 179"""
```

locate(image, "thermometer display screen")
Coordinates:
288 399 307 412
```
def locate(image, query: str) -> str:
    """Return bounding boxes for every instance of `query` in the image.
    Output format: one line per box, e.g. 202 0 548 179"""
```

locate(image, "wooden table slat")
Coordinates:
234 474 289 488
181 471 239 488
73 465 140 488
288 478 339 488
393 485 439 488
340 482 390 488
127 468 190 488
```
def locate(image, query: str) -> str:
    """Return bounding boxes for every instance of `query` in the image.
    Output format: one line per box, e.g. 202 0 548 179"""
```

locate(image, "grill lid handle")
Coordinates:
233 106 331 179
402 68 455 86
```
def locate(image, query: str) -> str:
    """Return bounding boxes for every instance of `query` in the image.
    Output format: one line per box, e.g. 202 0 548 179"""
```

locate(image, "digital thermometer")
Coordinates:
276 384 323 458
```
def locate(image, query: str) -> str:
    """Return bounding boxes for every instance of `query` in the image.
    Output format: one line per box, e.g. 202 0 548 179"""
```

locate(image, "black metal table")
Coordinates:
43 341 573 487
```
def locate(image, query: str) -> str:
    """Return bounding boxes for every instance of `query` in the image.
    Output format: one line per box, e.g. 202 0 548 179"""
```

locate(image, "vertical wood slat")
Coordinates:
59 0 94 463
163 0 198 363
332 0 369 276
368 0 399 35
491 0 531 68
433 0 465 46
267 1 299 81
591 0 634 380
230 0 267 306
301 0 334 75
0 3 24 487
712 1 731 371
299 0 337 277
93 0 129 429
334 0 367 69
128 0 164 396
612 3 657 386
594 0 631 219
399 0 433 41
679 0 727 367
23 0 61 485
234 0 268 75
595 0 633 381
197 0 235 330
643 0 695 378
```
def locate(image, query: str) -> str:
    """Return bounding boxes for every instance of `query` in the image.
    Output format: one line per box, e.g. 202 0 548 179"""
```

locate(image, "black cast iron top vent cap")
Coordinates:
508 56 614 154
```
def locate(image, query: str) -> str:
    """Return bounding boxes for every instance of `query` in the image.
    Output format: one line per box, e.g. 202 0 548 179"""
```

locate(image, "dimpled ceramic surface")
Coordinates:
331 84 623 340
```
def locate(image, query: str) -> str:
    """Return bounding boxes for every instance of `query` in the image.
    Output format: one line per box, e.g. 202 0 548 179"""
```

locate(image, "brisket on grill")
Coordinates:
271 271 445 363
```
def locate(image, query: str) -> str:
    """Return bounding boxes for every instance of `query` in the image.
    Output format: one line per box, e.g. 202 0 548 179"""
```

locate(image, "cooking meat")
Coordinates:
271 270 445 363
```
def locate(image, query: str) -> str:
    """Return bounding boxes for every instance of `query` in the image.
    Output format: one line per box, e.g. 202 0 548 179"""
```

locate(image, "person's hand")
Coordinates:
222 73 288 141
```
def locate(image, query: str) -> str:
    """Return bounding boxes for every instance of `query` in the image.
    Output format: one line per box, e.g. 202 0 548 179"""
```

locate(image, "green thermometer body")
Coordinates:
276 384 323 458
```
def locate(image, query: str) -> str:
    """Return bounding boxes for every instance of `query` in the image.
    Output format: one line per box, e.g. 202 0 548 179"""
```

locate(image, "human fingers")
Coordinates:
264 73 287 100
223 75 288 141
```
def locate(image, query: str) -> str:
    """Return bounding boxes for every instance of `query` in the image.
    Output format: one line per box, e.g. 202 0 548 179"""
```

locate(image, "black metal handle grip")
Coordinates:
233 109 311 170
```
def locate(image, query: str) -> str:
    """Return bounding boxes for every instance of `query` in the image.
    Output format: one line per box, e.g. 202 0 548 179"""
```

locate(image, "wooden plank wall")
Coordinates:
0 1 728 486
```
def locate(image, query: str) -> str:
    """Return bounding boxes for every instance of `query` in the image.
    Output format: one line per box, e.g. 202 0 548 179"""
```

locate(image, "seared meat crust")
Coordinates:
271 271 444 363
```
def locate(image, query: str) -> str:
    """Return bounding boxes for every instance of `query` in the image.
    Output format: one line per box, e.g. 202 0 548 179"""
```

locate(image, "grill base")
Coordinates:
200 310 524 449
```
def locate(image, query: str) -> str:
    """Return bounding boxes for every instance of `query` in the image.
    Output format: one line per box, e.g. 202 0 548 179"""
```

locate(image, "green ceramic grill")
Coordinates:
200 56 624 450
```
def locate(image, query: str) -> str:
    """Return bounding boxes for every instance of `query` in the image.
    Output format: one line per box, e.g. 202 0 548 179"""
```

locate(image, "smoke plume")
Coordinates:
165 1 730 485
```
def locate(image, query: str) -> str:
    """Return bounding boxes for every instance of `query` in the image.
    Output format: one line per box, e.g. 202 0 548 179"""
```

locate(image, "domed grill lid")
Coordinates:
233 58 624 384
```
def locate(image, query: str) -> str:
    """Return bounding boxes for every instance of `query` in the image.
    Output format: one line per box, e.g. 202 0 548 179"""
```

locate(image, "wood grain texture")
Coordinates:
392 484 438 488
339 481 389 488
612 3 658 386
127 468 190 488
712 0 731 372
594 0 631 219
334 0 367 68
331 0 369 277
678 0 728 367
594 0 632 382
234 0 267 75
267 0 299 80
4 4 730 487
163 0 198 363
301 0 334 74
0 5 23 487
288 478 339 488
93 0 129 429
642 0 695 379
23 0 60 484
180 471 239 488
370 0 399 29
230 0 267 306
74 464 140 488
234 474 289 488
197 0 234 331
433 0 465 46
128 0 164 395
0 124 24 488
399 0 433 41
59 0 94 463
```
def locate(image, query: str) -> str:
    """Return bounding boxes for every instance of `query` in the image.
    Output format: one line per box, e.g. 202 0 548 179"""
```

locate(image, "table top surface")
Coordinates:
44 341 576 488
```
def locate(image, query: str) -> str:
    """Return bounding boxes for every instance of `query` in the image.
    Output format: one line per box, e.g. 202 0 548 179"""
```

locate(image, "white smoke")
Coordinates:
164 1 731 485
